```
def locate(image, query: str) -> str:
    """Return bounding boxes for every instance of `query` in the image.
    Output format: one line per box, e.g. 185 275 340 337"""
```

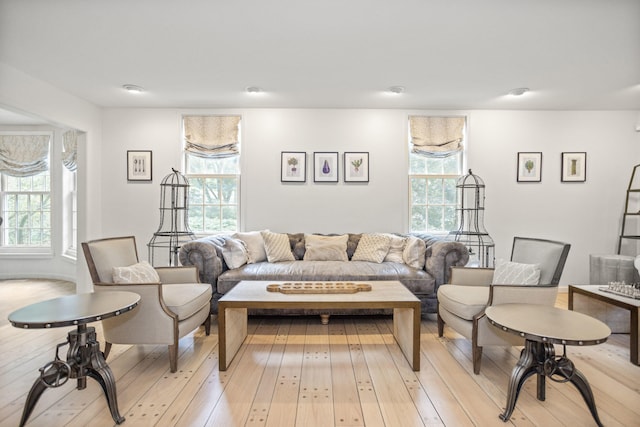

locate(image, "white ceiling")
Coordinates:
0 0 639 121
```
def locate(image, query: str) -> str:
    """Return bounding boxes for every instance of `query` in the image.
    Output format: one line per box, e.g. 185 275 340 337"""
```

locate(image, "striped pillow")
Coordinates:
261 231 295 263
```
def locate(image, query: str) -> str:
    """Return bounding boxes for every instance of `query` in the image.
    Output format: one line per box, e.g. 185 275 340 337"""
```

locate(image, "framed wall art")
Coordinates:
517 152 542 182
127 150 152 181
561 152 586 182
281 151 306 182
313 152 338 182
344 152 369 182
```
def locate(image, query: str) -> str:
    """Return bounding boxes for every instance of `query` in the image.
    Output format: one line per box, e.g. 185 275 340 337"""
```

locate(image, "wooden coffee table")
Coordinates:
217 280 421 371
569 284 640 365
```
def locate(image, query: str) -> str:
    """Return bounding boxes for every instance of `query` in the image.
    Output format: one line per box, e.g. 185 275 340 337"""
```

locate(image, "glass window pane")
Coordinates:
204 206 221 230
427 206 444 231
427 179 443 204
411 206 427 231
410 178 427 204
204 178 220 204
444 178 457 204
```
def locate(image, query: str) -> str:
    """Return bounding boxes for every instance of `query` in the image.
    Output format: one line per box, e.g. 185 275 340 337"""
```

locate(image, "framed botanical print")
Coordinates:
313 152 338 182
127 150 152 181
281 151 306 182
517 152 542 182
344 152 369 182
561 152 586 182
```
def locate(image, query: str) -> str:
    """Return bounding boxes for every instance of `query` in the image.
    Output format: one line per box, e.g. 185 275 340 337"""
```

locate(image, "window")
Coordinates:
183 115 241 234
0 132 52 252
185 155 240 233
408 117 465 233
1 171 51 248
62 167 77 255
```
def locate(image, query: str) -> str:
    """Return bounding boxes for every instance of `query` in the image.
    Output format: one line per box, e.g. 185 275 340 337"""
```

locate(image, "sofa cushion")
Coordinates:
112 261 160 283
162 283 213 320
437 284 490 320
233 231 268 263
351 233 391 263
403 236 427 269
217 260 436 295
492 259 541 285
222 238 249 269
261 230 295 262
303 234 349 261
383 234 406 264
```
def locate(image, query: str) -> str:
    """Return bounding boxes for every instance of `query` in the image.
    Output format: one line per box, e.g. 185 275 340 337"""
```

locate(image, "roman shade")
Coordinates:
0 134 50 177
409 116 465 158
183 115 241 158
62 130 78 171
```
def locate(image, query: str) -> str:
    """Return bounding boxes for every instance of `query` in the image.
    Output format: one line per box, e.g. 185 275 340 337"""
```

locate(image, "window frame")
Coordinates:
0 130 54 255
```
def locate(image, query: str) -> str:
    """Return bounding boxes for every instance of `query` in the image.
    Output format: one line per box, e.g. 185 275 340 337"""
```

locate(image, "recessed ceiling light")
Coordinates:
246 86 263 94
508 87 530 96
122 84 145 94
388 86 405 94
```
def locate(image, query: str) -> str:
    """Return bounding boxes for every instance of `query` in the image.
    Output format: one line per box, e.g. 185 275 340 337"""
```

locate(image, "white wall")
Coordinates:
101 107 640 289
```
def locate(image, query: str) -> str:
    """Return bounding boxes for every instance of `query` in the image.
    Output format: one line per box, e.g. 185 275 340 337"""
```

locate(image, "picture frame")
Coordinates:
313 152 338 182
127 150 152 181
517 152 542 182
561 152 587 182
344 152 369 182
281 151 306 182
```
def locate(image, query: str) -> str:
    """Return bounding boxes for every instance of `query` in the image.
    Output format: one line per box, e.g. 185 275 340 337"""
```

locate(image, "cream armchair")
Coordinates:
82 236 212 373
437 237 570 374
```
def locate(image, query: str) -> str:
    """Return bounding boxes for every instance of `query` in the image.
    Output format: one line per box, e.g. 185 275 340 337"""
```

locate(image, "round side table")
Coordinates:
486 303 610 427
9 291 140 426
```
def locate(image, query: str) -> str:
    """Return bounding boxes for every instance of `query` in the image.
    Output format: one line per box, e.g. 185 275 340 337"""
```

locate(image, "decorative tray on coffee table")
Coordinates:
267 282 372 294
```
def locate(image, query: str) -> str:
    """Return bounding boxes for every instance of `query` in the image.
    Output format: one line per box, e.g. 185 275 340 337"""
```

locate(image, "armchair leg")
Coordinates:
437 314 445 337
204 315 211 336
169 344 178 373
103 342 113 359
472 342 483 374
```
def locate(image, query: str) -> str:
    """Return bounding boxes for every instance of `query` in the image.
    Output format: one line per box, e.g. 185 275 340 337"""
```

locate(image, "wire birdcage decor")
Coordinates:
147 168 195 266
448 169 495 267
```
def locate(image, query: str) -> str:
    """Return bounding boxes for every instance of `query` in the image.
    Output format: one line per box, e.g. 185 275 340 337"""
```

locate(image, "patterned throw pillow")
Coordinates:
351 233 392 263
492 259 541 285
112 261 160 283
261 230 295 262
222 237 249 269
303 234 349 261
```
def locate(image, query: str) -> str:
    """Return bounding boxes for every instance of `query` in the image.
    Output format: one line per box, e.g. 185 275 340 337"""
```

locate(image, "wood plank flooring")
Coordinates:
1 279 639 426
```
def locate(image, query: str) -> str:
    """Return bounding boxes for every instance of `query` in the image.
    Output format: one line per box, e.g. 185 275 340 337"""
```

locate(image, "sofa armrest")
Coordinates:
178 236 227 291
413 235 469 287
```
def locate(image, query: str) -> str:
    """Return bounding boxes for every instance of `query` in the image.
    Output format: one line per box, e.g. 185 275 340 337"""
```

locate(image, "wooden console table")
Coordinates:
8 291 140 426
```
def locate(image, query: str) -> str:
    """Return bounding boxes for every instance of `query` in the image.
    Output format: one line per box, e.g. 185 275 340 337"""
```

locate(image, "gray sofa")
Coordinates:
178 232 469 317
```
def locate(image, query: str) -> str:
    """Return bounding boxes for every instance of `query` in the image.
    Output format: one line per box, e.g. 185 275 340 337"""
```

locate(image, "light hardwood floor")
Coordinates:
1 279 639 427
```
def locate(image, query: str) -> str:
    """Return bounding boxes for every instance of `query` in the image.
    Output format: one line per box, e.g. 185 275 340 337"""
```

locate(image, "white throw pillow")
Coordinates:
303 234 349 261
402 236 426 269
112 261 160 283
261 230 295 262
383 234 406 263
351 233 392 263
233 230 268 263
492 259 541 285
222 238 249 269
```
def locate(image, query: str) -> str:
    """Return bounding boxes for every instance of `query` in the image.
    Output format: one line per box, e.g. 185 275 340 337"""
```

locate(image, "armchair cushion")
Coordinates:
112 261 160 283
438 285 489 320
162 283 213 319
491 259 540 285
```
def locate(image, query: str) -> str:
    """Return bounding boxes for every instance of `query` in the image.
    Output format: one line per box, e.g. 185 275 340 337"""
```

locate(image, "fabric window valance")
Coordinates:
0 134 50 177
62 130 78 171
409 116 465 158
183 115 241 158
